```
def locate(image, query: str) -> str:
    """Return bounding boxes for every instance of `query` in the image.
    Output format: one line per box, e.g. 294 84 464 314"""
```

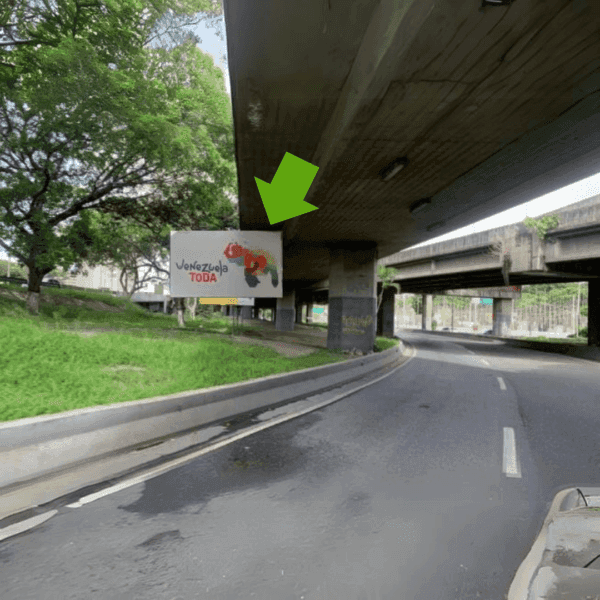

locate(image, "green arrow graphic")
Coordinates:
255 152 319 225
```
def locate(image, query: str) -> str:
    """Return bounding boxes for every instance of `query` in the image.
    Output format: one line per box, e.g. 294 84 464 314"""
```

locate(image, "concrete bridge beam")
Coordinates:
327 244 377 353
493 298 512 337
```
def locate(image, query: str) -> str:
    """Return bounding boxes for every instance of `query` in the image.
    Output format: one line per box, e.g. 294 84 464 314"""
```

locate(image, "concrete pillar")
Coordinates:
306 300 313 324
377 286 396 337
327 244 377 353
276 287 295 331
421 294 432 330
240 306 252 320
588 279 599 347
493 298 512 337
295 298 304 324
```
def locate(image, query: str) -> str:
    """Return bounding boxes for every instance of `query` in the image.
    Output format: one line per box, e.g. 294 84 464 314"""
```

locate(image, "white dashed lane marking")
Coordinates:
497 376 507 390
503 427 521 478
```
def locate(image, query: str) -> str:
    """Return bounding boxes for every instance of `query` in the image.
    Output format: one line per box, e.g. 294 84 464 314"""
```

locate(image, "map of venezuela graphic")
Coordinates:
223 243 279 288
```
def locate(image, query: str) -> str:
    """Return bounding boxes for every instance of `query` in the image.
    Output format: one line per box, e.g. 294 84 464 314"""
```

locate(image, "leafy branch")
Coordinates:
523 215 560 241
377 265 400 313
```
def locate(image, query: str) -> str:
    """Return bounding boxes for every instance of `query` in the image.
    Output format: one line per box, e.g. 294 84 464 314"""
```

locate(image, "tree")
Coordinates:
376 265 400 313
409 294 423 315
0 0 235 314
67 208 171 298
523 215 560 241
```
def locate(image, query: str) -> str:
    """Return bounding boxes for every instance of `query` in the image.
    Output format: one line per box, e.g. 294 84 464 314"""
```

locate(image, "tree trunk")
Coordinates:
187 297 198 321
176 298 185 328
24 265 48 316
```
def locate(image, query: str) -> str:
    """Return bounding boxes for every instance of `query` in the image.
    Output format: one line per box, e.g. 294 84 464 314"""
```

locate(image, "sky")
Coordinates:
2 14 600 262
404 171 600 250
193 16 231 97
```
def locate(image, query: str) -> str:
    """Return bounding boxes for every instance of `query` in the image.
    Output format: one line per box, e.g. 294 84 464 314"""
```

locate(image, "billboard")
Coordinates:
170 231 282 298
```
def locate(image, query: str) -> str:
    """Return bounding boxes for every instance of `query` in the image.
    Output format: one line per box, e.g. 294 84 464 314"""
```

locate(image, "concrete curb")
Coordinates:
0 342 405 493
508 488 574 600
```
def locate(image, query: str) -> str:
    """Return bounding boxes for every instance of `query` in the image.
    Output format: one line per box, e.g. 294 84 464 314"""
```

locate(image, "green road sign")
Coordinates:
255 152 319 225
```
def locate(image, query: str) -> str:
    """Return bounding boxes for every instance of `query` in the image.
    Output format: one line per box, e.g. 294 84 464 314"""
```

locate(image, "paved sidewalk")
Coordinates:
207 319 332 358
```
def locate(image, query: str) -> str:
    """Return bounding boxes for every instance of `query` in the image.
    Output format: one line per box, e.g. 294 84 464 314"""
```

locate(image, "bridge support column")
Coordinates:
377 287 396 337
306 300 313 324
240 306 252 320
492 298 512 337
421 294 432 330
327 244 377 353
275 286 295 331
589 279 600 347
295 296 304 324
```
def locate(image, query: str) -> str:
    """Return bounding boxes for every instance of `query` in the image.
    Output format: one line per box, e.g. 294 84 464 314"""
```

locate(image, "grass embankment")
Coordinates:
0 284 396 423
515 335 587 344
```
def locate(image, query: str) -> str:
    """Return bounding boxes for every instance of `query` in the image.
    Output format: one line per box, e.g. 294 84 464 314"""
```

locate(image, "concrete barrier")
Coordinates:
0 344 403 492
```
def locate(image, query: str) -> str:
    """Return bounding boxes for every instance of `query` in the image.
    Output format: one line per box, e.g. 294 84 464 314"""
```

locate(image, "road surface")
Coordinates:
2 330 599 599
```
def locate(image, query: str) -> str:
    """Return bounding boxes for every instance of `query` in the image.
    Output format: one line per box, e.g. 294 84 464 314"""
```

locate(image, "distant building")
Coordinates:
52 260 172 312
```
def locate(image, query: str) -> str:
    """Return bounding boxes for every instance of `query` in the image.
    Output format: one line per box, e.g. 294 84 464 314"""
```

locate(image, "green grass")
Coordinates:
374 337 398 352
0 286 354 422
515 335 588 344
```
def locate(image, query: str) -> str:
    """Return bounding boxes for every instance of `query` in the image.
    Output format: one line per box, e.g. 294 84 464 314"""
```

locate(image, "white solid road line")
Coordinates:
503 427 521 478
497 376 507 390
462 347 489 366
0 510 58 543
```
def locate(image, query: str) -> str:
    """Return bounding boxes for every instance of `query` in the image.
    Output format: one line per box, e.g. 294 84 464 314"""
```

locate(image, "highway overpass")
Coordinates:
223 0 600 352
376 195 600 342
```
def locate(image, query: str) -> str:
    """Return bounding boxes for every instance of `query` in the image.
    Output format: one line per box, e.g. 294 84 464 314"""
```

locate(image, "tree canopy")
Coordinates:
0 0 236 313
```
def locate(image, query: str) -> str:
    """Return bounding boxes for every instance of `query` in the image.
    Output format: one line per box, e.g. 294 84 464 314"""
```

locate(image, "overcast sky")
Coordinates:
193 16 231 97
405 171 600 250
2 16 599 261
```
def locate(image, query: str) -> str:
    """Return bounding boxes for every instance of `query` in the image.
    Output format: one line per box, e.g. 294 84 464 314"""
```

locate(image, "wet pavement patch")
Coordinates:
136 529 183 549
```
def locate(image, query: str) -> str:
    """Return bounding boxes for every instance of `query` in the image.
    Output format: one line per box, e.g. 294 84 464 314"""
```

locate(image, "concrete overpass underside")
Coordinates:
223 0 600 351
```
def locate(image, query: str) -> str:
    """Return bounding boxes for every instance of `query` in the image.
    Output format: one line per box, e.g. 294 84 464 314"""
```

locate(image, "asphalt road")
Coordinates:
2 330 600 600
